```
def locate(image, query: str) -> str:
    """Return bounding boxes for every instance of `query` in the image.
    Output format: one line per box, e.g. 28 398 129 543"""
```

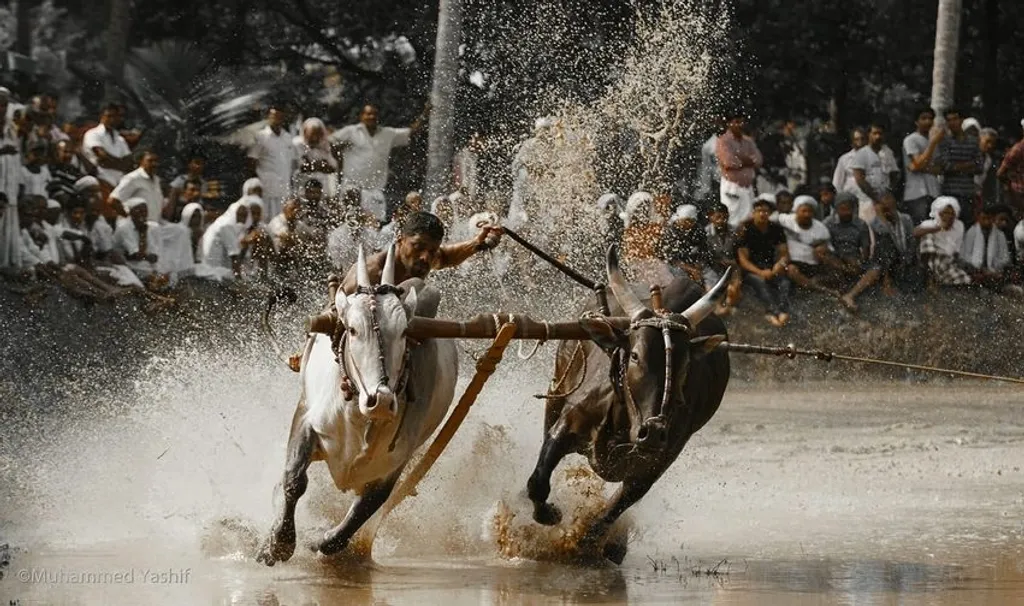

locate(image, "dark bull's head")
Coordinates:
583 247 730 451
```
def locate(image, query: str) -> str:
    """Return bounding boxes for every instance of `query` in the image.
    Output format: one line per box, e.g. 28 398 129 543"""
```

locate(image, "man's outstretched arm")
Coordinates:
435 226 502 269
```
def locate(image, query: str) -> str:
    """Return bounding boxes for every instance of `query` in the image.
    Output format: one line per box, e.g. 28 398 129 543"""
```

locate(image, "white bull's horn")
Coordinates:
606 245 646 320
681 266 732 327
382 243 396 286
357 245 371 288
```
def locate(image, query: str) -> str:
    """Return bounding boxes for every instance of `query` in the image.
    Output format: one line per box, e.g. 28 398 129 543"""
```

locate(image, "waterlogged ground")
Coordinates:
2 371 1022 605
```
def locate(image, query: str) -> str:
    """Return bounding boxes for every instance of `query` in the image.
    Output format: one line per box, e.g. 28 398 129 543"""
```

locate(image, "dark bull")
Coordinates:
525 246 731 564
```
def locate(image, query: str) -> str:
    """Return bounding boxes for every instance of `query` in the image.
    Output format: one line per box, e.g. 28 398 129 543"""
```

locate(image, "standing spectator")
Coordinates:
997 119 1024 215
109 151 165 223
330 103 429 223
916 196 970 286
715 111 762 228
978 128 1000 207
832 127 866 193
938 108 983 224
735 196 791 327
453 133 485 201
20 143 52 198
848 119 891 223
293 117 337 198
0 88 22 268
902 107 943 225
81 104 134 189
704 202 742 314
247 105 296 220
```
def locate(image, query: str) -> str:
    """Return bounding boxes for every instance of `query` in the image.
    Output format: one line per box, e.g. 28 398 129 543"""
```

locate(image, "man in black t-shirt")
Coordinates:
735 196 792 326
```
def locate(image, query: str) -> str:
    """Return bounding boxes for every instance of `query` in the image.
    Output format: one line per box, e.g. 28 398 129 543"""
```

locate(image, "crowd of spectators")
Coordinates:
1 83 1023 326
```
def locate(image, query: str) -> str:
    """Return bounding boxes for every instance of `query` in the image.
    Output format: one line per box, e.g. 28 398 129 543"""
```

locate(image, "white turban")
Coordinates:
670 204 698 223
242 178 262 197
178 202 205 228
621 191 654 226
793 195 818 211
930 196 960 220
302 117 326 132
961 117 981 133
245 196 264 213
596 193 622 212
534 117 556 131
124 197 147 211
73 176 100 192
46 199 62 210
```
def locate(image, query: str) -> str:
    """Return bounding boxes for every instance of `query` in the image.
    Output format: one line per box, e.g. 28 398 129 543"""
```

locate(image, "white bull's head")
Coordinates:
334 244 418 422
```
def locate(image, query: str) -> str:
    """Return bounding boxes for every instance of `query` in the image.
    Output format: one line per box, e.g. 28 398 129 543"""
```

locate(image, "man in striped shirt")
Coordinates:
938 107 983 225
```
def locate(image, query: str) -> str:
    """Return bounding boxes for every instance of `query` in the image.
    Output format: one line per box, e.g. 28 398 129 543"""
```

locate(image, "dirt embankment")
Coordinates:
2 276 1021 398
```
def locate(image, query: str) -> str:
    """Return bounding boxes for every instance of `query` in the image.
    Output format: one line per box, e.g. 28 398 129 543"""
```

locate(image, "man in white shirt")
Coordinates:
248 106 297 220
832 128 866 193
330 103 429 222
773 195 841 298
81 104 134 187
113 198 164 279
848 120 892 223
109 151 164 221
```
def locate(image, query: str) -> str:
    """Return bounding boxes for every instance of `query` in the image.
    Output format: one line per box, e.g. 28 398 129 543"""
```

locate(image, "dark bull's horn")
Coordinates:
606 245 646 320
404 314 632 341
680 266 733 327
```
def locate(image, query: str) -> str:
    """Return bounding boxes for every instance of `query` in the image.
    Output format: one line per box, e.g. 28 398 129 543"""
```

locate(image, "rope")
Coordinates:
517 339 545 360
534 341 587 400
720 341 1024 385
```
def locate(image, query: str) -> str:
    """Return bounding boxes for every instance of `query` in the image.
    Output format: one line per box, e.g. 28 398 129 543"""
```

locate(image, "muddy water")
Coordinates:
3 347 1024 605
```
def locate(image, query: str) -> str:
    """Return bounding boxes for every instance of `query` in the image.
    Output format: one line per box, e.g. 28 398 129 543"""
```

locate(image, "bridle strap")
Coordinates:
335 285 412 400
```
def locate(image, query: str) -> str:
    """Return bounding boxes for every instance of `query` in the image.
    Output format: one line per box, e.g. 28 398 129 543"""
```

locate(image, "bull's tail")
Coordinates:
262 287 301 373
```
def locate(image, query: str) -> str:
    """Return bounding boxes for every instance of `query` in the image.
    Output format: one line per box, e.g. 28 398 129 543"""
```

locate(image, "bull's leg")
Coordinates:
316 472 400 555
527 418 579 526
580 473 661 565
256 417 316 567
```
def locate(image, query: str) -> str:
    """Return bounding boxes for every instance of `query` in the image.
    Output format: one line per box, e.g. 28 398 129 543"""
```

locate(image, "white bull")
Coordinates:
257 244 458 565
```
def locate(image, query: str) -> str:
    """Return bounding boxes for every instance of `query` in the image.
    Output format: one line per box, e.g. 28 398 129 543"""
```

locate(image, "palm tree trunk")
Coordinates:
931 0 962 121
105 0 133 102
424 0 464 201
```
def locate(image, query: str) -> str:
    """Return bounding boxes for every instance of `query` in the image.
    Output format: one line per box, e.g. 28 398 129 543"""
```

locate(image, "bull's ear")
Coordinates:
689 334 726 356
402 286 419 319
582 321 629 353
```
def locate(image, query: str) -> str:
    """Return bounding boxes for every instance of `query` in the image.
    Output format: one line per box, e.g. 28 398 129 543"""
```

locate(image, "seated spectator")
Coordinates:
73 176 118 264
1016 218 1024 264
113 198 168 287
916 196 971 286
18 196 56 273
868 192 922 295
168 150 213 211
816 182 836 222
47 140 92 202
20 143 52 198
393 190 424 227
774 189 794 215
704 202 742 314
199 199 249 281
660 204 709 285
735 196 791 327
961 206 1013 291
178 202 206 262
620 191 672 285
825 194 875 311
596 192 626 252
300 178 332 230
163 178 203 223
774 195 842 300
268 196 318 274
241 196 274 277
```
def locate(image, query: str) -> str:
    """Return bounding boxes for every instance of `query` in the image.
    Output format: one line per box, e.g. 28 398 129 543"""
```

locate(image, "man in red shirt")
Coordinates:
715 111 763 229
997 119 1024 217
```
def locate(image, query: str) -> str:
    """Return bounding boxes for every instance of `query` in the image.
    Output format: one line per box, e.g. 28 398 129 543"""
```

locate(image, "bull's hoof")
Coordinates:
603 538 628 565
255 538 294 567
315 533 350 556
532 502 563 526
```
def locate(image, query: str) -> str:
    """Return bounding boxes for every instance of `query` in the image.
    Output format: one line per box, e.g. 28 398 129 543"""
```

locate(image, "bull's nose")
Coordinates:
365 393 378 409
636 418 668 447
